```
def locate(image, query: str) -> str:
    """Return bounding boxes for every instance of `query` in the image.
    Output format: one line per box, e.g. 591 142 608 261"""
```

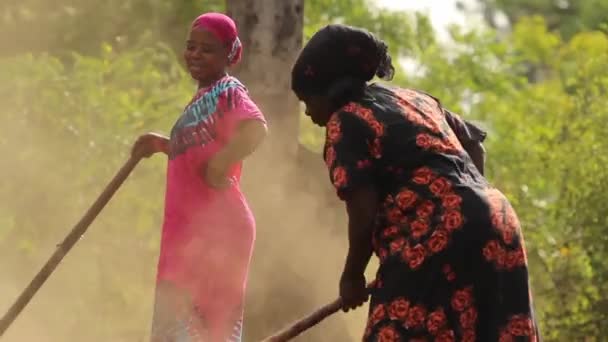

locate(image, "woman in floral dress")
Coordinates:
291 24 540 341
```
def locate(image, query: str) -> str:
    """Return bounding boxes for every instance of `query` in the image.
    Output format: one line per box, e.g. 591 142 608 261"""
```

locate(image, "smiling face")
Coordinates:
297 93 334 127
183 28 230 87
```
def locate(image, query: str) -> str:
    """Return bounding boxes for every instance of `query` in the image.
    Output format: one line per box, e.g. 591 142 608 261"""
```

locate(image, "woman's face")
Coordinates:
183 28 229 85
298 93 333 127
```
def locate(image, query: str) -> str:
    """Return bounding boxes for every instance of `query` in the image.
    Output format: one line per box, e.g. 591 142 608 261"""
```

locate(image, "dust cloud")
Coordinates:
240 144 377 341
0 4 377 339
0 64 376 342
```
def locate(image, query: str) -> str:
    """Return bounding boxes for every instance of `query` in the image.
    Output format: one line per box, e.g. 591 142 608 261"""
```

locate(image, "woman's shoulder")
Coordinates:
222 75 248 91
364 83 413 107
217 75 257 102
334 85 442 125
197 75 250 105
368 84 441 103
219 76 264 118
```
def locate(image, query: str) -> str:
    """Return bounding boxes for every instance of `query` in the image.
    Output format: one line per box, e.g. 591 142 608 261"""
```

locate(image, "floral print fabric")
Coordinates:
323 84 540 341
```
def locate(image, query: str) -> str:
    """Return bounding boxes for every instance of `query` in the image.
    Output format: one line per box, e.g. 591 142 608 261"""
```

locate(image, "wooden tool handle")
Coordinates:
261 282 375 342
261 298 343 342
0 156 142 337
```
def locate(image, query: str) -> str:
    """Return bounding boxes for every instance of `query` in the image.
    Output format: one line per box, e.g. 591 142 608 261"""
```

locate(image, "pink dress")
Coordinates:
151 75 265 342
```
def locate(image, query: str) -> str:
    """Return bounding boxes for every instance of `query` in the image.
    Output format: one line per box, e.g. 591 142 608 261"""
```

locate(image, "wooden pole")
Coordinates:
261 298 343 342
261 283 374 342
0 156 142 337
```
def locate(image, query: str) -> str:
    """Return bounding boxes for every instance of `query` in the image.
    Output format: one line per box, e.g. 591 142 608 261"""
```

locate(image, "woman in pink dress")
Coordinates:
131 13 267 342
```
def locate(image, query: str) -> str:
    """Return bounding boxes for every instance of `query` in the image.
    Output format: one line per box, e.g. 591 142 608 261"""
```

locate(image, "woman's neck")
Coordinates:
198 72 228 89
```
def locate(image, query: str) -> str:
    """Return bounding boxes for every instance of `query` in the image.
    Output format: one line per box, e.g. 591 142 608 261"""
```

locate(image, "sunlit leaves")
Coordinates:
301 12 608 340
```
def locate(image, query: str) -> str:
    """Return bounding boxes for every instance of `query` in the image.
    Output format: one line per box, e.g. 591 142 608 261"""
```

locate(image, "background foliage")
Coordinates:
1 0 607 341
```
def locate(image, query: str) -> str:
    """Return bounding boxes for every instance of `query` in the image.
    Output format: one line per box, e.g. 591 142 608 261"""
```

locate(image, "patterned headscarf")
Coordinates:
192 12 242 65
291 24 394 98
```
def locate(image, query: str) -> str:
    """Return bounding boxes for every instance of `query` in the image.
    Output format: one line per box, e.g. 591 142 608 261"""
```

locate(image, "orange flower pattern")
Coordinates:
322 86 539 341
483 188 529 271
499 314 538 342
393 88 463 155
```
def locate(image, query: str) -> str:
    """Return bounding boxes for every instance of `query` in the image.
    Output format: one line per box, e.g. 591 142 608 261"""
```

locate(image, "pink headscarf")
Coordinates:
192 13 242 65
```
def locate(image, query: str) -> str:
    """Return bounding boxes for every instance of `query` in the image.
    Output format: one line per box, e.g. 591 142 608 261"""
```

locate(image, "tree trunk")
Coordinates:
226 1 353 341
226 0 303 158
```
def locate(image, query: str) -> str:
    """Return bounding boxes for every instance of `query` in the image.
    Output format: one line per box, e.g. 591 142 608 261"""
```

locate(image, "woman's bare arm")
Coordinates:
217 119 268 165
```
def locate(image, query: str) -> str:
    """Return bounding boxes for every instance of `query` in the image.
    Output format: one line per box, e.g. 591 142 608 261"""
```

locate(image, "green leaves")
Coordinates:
476 0 608 40
442 19 608 341
0 44 190 340
304 0 433 58
302 9 608 340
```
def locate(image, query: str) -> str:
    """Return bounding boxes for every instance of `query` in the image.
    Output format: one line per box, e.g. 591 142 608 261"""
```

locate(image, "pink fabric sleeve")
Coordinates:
217 86 266 142
231 87 266 124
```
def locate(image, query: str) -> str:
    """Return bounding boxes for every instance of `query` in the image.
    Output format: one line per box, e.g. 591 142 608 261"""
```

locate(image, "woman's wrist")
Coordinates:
343 243 372 277
155 136 170 155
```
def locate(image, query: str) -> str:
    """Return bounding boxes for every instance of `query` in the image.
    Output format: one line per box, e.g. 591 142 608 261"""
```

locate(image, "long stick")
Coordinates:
0 156 142 337
261 283 374 342
261 298 343 342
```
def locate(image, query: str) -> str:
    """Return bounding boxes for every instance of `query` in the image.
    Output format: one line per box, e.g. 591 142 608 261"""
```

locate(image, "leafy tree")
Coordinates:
397 17 608 341
296 14 608 341
465 0 608 39
0 0 223 57
1 1 607 341
0 43 192 341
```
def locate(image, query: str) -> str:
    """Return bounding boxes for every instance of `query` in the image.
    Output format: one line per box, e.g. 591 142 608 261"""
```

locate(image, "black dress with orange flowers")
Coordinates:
323 84 540 342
